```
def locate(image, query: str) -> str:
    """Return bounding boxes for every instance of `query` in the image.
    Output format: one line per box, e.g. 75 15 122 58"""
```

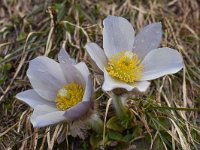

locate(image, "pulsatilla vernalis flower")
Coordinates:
16 49 93 128
85 15 183 92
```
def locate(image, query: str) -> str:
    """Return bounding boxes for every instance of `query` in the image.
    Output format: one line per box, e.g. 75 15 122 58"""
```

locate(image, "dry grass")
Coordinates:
0 0 200 149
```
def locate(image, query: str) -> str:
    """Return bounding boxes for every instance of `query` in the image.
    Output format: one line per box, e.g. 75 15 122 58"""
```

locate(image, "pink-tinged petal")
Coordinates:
102 69 150 92
133 22 162 60
31 105 65 128
63 101 91 121
16 89 55 108
103 15 135 58
140 48 183 81
58 48 76 65
82 75 93 102
58 49 83 84
63 75 93 120
85 42 108 71
64 76 93 121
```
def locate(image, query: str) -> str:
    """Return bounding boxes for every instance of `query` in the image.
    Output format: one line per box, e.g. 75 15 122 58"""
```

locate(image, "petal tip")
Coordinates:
136 82 151 92
15 93 21 99
103 15 129 26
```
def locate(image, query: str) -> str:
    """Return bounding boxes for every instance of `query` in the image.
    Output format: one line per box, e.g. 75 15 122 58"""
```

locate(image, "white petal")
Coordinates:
16 89 55 108
103 15 135 58
140 48 183 81
85 42 108 71
133 22 162 60
58 48 76 64
31 105 65 128
102 70 133 91
60 63 83 85
27 56 66 101
102 69 150 92
74 62 90 87
130 81 150 92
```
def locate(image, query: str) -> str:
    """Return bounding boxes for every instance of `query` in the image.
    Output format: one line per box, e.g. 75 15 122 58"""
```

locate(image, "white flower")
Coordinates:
85 15 183 92
16 49 93 128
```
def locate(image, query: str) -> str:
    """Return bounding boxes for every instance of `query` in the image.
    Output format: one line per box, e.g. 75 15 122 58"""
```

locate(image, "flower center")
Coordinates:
56 83 84 111
106 51 143 83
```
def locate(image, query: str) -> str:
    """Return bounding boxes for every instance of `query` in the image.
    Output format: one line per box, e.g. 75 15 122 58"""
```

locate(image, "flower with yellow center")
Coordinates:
16 48 93 128
85 15 183 92
56 83 84 111
106 51 143 83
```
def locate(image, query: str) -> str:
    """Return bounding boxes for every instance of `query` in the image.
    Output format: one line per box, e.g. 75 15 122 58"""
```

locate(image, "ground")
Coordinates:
0 0 200 149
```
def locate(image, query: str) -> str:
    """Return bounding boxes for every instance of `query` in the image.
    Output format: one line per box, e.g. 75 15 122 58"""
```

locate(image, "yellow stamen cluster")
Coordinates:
106 51 143 83
56 83 84 111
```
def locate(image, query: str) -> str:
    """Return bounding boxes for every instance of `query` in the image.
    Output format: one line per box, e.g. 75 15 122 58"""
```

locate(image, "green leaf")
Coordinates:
152 137 166 150
0 76 7 85
54 1 67 21
90 134 102 149
120 118 132 129
132 126 143 137
0 62 12 73
108 130 124 141
18 32 27 40
122 133 133 142
106 116 125 132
